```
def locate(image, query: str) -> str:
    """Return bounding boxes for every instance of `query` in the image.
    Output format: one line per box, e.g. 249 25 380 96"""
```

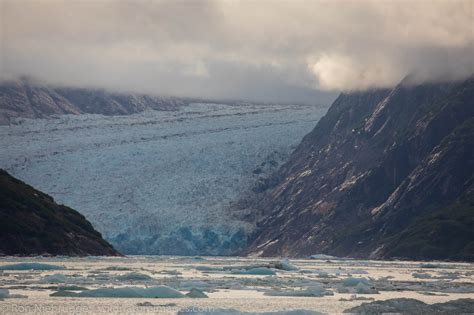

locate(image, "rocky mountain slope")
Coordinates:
0 169 119 256
243 77 474 261
0 78 188 124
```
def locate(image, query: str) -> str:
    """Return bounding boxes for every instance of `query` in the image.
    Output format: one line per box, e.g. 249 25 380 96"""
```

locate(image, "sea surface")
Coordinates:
0 256 473 314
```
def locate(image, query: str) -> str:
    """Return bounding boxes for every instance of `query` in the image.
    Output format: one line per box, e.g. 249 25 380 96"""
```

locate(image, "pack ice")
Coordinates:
0 103 326 255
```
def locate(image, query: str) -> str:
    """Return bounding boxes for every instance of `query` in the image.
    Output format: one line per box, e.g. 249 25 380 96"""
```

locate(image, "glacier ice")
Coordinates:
0 103 326 255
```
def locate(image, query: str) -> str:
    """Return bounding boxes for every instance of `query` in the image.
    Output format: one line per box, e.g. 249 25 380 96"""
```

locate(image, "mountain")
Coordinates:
0 169 120 256
243 77 474 261
0 78 188 124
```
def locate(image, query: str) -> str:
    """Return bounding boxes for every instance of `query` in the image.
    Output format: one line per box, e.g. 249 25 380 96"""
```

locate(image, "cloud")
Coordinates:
0 0 472 103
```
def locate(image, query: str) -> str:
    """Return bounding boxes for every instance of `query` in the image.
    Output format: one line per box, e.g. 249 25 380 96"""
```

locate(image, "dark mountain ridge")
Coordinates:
242 77 474 261
0 169 120 256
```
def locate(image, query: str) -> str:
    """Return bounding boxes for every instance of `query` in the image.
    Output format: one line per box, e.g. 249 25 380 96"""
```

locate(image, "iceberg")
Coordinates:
185 288 209 298
265 284 333 297
115 272 154 281
273 259 299 271
50 285 185 298
0 263 65 270
343 298 474 313
342 277 372 287
309 254 339 260
230 267 276 275
41 273 68 283
178 308 324 315
354 282 379 294
0 289 9 299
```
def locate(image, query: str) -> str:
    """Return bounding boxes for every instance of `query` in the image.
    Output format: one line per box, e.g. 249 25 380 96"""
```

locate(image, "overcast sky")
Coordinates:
1 0 473 104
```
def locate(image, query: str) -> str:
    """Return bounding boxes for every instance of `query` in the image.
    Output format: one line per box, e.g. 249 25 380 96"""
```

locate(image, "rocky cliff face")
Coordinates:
243 77 474 261
0 78 188 124
0 169 120 256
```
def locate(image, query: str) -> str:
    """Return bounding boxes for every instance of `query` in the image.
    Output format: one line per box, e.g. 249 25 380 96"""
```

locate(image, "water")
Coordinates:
0 256 473 314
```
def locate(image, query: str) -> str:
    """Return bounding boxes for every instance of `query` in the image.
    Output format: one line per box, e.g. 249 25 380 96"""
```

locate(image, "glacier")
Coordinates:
0 103 327 255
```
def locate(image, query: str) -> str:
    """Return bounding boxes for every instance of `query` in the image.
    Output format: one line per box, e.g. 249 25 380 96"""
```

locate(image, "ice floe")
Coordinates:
115 272 154 281
344 298 474 314
265 284 333 297
41 273 69 283
309 254 340 260
178 309 324 315
50 285 185 298
230 267 276 275
0 263 65 270
186 288 209 298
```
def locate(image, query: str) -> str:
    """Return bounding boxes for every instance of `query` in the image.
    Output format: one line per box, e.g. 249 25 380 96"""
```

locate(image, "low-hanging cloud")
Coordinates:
0 0 472 103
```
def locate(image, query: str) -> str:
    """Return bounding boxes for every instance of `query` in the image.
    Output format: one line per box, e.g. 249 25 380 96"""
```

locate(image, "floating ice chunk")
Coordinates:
116 272 153 281
57 285 89 291
298 270 334 278
273 259 298 271
191 257 207 261
186 288 208 298
339 294 374 301
265 284 333 297
178 308 324 315
178 309 241 315
342 277 372 287
343 298 474 313
0 289 26 299
412 272 432 279
0 263 65 270
195 266 222 272
50 285 185 298
419 263 440 269
0 289 9 299
343 298 428 313
42 273 68 283
309 254 339 260
230 267 276 275
436 271 460 280
354 282 378 294
103 266 131 271
157 269 182 275
417 291 448 296
178 280 211 290
136 301 154 307
345 269 369 275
